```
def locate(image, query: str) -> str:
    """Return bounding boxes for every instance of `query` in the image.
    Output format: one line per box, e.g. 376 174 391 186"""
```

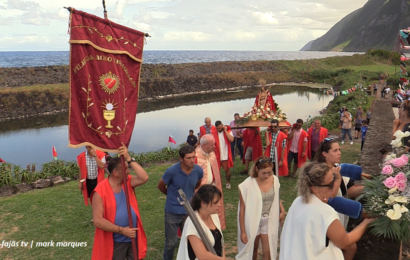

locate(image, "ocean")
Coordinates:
0 50 361 68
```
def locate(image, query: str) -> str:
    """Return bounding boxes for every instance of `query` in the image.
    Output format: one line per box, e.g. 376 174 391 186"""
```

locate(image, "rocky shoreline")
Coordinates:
0 61 330 121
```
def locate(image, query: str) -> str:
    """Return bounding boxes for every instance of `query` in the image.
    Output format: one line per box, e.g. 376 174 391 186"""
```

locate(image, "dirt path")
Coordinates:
354 83 402 260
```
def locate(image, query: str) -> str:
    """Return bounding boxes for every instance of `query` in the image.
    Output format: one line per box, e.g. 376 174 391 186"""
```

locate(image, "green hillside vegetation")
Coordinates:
305 0 410 51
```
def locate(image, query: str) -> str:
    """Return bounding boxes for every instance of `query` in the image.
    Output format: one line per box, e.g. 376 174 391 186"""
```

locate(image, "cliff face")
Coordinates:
303 0 410 51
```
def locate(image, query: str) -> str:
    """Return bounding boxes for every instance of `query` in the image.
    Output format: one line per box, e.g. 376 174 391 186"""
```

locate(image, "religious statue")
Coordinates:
253 78 276 113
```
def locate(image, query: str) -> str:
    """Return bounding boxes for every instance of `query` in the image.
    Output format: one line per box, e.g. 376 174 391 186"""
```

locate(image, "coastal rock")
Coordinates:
14 183 33 193
0 186 15 197
48 176 64 186
32 179 51 189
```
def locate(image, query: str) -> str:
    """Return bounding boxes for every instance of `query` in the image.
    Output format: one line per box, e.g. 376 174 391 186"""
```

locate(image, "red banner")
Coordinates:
68 9 145 152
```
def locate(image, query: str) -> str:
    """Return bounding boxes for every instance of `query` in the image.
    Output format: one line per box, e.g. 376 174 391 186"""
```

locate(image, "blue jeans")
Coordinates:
230 137 244 160
163 211 186 260
342 128 352 141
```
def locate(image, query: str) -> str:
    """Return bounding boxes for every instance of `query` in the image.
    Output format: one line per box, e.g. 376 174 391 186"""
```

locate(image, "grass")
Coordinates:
0 136 361 260
0 83 69 94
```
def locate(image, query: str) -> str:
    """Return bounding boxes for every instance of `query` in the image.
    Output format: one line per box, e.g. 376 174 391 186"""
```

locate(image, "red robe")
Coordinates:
242 128 262 164
254 91 276 113
199 125 215 137
77 150 106 206
195 147 226 230
264 131 288 176
287 129 308 168
91 176 147 260
307 127 329 160
212 126 234 169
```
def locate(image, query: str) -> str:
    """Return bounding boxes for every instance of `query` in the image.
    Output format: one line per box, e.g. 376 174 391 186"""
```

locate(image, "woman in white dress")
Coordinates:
279 162 375 260
237 155 285 260
176 184 226 260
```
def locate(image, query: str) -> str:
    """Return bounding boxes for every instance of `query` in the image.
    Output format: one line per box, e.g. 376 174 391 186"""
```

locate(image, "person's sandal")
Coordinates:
226 183 231 190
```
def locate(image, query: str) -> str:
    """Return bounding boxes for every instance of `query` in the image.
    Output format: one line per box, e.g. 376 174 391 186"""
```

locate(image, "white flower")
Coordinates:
385 195 397 204
260 106 263 109
395 196 408 203
386 204 403 220
267 107 270 111
385 153 397 161
394 130 410 139
401 206 409 213
391 139 402 148
257 109 261 112
388 187 398 194
267 115 271 119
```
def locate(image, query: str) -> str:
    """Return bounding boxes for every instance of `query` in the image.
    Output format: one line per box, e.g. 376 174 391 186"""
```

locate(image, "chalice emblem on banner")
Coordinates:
102 99 118 129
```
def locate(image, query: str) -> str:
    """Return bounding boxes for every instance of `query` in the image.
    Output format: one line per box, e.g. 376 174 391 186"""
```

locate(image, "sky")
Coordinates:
0 0 368 51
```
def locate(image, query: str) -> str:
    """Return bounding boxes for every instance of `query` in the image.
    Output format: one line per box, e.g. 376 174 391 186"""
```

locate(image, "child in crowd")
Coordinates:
354 115 362 139
361 120 368 151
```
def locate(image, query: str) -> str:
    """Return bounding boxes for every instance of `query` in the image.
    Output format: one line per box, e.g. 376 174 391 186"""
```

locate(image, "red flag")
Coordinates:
52 146 58 160
68 9 146 152
168 136 177 144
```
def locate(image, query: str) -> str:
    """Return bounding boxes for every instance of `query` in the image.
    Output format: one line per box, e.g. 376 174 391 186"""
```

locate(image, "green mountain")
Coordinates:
302 0 410 51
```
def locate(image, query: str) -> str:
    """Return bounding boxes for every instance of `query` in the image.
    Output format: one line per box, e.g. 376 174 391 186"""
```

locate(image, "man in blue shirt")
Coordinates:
157 145 203 260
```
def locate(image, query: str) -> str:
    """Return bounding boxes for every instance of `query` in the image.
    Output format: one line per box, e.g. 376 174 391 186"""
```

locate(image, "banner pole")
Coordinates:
120 155 139 260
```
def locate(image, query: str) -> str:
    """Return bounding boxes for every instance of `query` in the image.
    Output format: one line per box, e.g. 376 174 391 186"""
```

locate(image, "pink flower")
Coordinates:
400 155 409 164
384 177 397 189
397 182 407 192
391 158 407 168
395 172 407 184
382 165 394 175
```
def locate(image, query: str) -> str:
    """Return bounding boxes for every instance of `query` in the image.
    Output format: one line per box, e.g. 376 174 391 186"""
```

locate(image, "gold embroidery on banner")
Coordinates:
71 25 142 49
99 72 120 94
82 75 128 138
102 99 118 128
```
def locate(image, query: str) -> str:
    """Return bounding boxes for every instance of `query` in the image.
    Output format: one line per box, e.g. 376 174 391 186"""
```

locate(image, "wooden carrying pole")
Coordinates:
120 156 139 260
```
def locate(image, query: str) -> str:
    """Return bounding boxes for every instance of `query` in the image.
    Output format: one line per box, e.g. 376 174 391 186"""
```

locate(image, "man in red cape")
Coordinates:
77 146 106 206
212 120 234 189
307 119 329 160
287 119 308 177
91 145 149 260
265 119 288 176
199 117 215 144
241 127 262 174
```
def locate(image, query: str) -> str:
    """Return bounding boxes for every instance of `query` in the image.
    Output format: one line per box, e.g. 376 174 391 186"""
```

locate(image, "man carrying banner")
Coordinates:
91 144 148 260
195 134 226 230
78 146 106 210
212 120 234 189
157 145 203 260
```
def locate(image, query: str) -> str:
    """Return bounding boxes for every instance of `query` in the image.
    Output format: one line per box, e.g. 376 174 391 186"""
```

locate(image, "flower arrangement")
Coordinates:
361 131 410 242
240 105 287 122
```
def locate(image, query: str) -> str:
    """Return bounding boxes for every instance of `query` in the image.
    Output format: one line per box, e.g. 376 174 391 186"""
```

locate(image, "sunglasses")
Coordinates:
315 174 336 190
271 125 278 128
322 137 334 143
258 158 273 164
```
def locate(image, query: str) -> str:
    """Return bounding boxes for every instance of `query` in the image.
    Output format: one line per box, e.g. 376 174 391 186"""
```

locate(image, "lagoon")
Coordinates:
0 85 333 167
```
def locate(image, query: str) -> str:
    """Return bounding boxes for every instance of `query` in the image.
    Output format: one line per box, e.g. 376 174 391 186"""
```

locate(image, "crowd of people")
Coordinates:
75 83 377 260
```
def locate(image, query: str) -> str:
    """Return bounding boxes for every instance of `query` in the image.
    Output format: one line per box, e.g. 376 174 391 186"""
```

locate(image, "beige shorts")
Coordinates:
256 215 269 235
245 147 253 160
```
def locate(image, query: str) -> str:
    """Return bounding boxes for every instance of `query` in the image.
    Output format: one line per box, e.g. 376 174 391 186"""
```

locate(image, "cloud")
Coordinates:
0 0 368 51
163 31 213 42
132 22 151 32
22 9 49 25
6 0 39 11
